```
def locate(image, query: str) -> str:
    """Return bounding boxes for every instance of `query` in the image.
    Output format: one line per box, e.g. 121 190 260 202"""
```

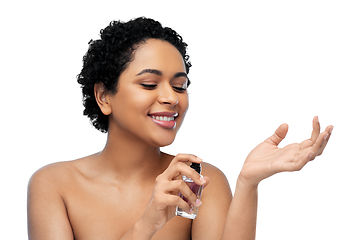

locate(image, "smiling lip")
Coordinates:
148 112 178 129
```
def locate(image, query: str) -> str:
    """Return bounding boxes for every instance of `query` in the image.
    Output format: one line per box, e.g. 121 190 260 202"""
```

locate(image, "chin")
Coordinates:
154 139 176 148
149 134 177 147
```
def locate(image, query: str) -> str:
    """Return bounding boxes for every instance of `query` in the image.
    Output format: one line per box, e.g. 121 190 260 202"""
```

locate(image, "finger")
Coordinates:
161 154 203 182
310 116 321 142
164 194 193 214
159 180 200 207
202 176 210 189
161 162 206 186
310 130 329 159
168 154 203 168
265 123 288 146
300 116 321 149
152 183 197 214
316 125 334 156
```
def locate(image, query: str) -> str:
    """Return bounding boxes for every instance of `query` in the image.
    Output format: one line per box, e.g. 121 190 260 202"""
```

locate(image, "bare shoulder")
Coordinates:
191 162 232 239
29 160 78 190
27 159 87 239
28 155 94 197
201 162 231 189
199 162 233 206
201 162 225 175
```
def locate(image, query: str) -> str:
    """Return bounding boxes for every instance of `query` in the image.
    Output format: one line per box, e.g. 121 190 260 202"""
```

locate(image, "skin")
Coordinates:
27 39 333 240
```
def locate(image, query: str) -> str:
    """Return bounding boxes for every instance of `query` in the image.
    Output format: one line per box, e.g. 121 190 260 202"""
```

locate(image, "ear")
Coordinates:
94 83 112 115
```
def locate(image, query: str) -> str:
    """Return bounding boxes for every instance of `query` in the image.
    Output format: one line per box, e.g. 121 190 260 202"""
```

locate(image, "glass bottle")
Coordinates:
175 162 203 219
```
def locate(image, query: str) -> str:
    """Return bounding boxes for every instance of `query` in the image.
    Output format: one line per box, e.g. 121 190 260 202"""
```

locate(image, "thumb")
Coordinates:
265 123 288 146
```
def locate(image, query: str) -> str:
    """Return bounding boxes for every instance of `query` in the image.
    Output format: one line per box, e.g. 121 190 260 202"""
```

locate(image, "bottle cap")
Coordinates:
190 162 201 174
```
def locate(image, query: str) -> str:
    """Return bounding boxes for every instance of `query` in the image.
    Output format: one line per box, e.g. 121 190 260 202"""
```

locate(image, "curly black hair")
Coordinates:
77 17 192 133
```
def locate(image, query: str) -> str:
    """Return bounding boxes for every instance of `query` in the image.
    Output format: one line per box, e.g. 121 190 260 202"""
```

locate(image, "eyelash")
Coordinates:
140 84 187 93
141 84 157 89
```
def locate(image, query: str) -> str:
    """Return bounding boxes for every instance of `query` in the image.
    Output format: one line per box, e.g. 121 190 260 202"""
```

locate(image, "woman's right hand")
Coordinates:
138 154 208 236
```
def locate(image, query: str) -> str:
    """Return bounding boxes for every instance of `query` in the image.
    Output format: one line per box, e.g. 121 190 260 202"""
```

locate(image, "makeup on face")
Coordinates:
148 112 178 129
175 163 204 219
108 39 189 147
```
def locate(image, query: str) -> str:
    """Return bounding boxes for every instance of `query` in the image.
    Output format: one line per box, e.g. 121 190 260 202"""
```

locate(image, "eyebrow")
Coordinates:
136 68 188 80
136 68 162 76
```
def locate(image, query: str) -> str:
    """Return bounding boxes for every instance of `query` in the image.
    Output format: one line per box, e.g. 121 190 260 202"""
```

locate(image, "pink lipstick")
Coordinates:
148 112 178 129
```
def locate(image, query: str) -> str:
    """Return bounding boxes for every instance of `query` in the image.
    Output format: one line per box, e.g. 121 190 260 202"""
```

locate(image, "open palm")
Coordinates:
240 117 333 186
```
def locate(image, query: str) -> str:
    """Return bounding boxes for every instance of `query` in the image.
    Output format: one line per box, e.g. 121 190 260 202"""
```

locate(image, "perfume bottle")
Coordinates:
175 162 203 219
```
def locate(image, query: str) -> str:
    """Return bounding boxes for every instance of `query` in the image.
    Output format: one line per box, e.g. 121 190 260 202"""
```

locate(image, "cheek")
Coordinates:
132 94 154 108
178 94 189 118
180 95 189 112
120 90 155 111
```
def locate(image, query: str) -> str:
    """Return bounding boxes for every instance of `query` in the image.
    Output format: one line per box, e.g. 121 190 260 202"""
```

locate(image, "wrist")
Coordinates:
237 174 259 191
233 177 259 203
133 218 157 240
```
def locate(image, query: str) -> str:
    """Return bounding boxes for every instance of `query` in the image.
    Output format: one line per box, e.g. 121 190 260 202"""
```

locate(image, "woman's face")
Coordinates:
107 39 189 147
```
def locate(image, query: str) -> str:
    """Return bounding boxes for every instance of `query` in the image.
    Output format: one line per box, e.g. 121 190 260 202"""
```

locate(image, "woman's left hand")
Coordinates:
239 116 333 187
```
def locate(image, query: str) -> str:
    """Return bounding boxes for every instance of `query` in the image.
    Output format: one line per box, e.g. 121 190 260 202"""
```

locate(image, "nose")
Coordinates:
157 83 179 106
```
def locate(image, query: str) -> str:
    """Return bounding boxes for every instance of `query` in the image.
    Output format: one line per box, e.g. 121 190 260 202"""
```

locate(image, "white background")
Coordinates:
1 0 359 239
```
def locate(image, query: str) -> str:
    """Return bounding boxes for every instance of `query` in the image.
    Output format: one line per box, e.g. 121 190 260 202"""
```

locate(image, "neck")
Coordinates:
95 125 166 182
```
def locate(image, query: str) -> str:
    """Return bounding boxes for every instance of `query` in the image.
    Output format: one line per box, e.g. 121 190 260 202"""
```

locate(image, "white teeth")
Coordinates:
151 116 175 121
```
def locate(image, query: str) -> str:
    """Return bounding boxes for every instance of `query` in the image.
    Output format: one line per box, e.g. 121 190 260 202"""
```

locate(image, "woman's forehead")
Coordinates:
128 39 186 74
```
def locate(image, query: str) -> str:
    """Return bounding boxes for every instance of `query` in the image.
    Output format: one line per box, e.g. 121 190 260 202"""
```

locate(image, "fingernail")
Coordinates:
195 199 202 207
196 156 203 162
200 176 206 184
309 152 314 160
329 127 333 134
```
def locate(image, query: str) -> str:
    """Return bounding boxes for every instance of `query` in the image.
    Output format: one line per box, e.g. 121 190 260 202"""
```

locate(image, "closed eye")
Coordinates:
172 86 187 93
141 84 157 89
